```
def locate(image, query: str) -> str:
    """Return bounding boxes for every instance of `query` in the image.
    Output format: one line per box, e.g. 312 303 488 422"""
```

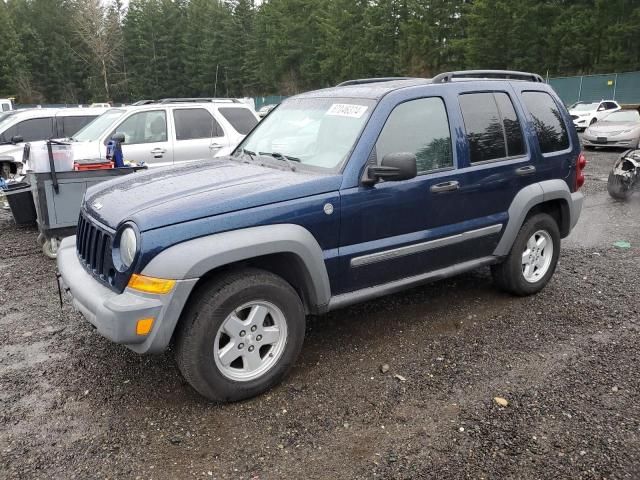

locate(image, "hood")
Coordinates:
84 158 342 231
588 121 640 134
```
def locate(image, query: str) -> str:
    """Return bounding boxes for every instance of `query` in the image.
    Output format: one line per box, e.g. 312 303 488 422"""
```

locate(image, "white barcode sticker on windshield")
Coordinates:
326 103 368 118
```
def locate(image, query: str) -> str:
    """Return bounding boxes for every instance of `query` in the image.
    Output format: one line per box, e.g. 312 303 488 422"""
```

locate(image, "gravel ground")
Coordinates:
1 144 639 479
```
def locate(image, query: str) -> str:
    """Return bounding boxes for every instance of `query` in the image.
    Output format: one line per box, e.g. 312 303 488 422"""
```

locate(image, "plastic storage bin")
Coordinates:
26 143 74 173
3 182 37 225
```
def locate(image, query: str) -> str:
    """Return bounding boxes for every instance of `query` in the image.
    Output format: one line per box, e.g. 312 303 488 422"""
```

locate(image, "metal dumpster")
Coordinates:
27 167 143 258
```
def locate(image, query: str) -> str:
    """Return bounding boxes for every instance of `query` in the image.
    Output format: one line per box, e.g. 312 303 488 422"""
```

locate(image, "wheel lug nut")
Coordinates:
248 345 255 352
251 325 257 332
238 343 244 349
239 330 246 337
256 335 262 341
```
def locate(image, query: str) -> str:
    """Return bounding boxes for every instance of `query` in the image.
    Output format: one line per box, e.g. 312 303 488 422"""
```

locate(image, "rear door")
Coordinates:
111 109 173 166
171 107 228 163
515 88 574 183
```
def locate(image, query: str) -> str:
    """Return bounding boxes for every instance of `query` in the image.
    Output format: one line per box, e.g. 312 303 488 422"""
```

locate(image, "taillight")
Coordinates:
576 151 587 190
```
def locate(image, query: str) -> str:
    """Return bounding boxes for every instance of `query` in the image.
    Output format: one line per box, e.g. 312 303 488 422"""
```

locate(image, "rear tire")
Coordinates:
175 268 306 402
492 213 560 296
607 171 633 200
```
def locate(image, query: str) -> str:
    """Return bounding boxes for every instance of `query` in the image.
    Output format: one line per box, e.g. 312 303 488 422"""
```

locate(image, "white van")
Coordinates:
0 99 13 112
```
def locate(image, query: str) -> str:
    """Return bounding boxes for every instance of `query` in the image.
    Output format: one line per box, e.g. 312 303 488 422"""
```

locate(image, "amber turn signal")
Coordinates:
136 317 154 336
127 274 176 294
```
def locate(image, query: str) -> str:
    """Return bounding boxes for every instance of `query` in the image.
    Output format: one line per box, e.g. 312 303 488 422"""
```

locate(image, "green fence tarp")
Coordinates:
549 71 640 106
254 95 288 110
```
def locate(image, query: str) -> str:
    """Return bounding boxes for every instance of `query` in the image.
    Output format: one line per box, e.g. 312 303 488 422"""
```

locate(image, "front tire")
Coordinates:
175 268 306 402
492 213 560 296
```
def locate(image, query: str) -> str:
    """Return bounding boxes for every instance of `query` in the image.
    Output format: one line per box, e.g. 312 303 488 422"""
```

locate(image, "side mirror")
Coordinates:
11 135 23 144
363 152 417 185
597 106 605 111
111 132 126 143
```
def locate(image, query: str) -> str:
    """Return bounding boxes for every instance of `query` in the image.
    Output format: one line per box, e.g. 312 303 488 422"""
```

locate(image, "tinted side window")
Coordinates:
522 91 569 154
0 124 17 143
61 115 96 137
114 110 167 144
494 93 525 157
459 93 506 163
15 117 54 142
376 97 452 173
2 104 9 112
219 107 258 135
173 108 222 140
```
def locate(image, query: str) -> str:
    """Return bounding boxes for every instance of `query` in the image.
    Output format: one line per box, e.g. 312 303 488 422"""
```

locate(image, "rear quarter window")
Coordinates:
219 107 258 135
521 91 570 154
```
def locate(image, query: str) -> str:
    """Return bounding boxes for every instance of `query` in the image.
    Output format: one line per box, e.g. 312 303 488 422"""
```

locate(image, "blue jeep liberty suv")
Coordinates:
58 70 585 402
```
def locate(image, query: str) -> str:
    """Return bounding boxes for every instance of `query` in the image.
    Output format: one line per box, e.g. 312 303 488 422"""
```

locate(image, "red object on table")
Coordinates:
73 161 114 171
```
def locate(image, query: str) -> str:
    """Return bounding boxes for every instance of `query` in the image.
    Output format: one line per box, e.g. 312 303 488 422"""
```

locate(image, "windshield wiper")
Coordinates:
259 151 300 171
240 148 256 162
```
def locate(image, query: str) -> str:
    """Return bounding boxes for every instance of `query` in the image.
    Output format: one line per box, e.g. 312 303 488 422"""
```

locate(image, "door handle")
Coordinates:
209 143 224 149
150 148 166 158
515 165 536 176
430 180 460 193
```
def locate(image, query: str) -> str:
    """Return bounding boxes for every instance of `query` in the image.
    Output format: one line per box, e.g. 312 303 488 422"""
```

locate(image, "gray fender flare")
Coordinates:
493 179 582 256
142 224 332 310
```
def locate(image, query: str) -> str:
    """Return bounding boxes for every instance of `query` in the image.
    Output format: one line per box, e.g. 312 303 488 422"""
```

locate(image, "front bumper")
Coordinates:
57 236 198 353
582 134 638 148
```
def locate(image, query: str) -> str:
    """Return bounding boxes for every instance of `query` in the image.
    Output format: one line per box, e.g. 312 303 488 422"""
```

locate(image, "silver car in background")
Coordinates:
583 109 640 149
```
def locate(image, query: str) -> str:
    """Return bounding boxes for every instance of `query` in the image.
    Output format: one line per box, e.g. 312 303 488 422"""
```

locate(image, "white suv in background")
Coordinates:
35 99 260 168
569 100 621 130
0 107 107 157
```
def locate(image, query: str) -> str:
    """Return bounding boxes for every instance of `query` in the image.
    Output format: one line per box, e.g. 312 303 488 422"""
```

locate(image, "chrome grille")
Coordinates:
76 212 116 287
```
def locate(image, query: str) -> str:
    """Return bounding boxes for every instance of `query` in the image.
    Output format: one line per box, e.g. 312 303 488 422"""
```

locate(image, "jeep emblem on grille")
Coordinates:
93 202 103 210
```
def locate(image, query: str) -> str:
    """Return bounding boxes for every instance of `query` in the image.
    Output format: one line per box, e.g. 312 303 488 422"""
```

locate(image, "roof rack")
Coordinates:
159 97 240 104
131 98 241 106
337 77 418 87
431 70 545 84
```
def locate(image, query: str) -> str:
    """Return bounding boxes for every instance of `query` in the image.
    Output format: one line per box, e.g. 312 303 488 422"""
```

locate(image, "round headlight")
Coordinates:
120 227 137 268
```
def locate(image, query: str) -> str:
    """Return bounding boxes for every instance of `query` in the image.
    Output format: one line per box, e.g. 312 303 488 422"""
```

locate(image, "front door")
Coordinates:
337 87 535 295
113 109 173 166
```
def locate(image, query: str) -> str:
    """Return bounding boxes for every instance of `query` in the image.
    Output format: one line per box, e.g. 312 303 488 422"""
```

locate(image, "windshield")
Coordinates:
571 102 598 111
73 108 126 141
602 110 640 122
235 97 375 170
